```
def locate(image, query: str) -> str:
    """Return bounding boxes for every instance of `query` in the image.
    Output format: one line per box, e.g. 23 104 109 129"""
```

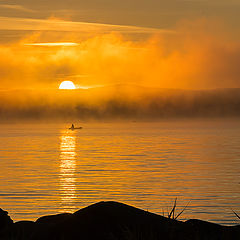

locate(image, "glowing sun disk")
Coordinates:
59 81 76 89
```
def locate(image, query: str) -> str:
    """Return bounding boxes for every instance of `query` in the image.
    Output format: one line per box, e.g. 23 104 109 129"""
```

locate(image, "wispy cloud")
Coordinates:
0 16 174 34
0 4 34 12
1 18 239 92
24 42 78 46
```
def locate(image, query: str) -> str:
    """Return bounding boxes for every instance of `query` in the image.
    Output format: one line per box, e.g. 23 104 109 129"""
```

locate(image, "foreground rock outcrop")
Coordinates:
0 201 239 240
0 209 13 232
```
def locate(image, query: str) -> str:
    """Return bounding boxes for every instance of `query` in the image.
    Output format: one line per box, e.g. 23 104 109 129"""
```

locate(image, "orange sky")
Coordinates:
0 1 240 91
0 19 240 91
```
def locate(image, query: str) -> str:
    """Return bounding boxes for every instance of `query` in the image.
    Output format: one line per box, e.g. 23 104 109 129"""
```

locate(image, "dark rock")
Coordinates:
36 213 72 226
185 219 240 240
31 201 240 240
29 201 192 240
0 209 13 232
31 213 73 239
1 202 240 240
0 220 35 240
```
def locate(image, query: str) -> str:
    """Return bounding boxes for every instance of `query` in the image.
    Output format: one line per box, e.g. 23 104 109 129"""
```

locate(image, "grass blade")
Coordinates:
168 198 177 219
175 201 191 220
232 210 240 220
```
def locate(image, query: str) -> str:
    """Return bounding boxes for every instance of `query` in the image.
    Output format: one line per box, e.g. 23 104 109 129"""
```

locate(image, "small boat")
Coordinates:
69 124 82 130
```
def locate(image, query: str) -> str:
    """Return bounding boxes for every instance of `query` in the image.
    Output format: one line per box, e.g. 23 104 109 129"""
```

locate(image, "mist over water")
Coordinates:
1 87 240 121
0 120 240 225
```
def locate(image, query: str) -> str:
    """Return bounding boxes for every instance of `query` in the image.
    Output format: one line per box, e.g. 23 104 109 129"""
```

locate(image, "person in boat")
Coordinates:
69 123 82 130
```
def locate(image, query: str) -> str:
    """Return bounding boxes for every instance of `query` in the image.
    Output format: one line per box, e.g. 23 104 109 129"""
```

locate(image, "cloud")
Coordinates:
24 42 78 46
0 16 173 34
0 17 240 121
0 18 240 91
0 4 34 12
1 9 240 120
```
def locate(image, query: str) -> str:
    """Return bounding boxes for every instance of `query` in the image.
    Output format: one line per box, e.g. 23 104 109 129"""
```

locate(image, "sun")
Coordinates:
59 81 76 89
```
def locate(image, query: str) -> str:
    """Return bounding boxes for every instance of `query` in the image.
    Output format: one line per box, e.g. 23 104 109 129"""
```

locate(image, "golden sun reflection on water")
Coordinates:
59 131 77 212
0 122 240 224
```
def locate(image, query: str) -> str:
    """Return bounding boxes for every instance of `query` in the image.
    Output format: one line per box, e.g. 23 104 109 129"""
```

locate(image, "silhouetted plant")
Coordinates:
232 210 240 221
165 198 190 220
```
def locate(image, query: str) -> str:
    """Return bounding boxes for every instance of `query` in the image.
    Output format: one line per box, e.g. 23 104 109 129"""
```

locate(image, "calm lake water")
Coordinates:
0 120 240 225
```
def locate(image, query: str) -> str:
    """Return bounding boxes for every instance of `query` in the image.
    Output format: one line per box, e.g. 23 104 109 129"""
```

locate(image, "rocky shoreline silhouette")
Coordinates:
0 201 239 240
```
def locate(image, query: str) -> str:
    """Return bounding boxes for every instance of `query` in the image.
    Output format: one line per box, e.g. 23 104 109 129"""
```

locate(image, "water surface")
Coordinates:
0 120 240 225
